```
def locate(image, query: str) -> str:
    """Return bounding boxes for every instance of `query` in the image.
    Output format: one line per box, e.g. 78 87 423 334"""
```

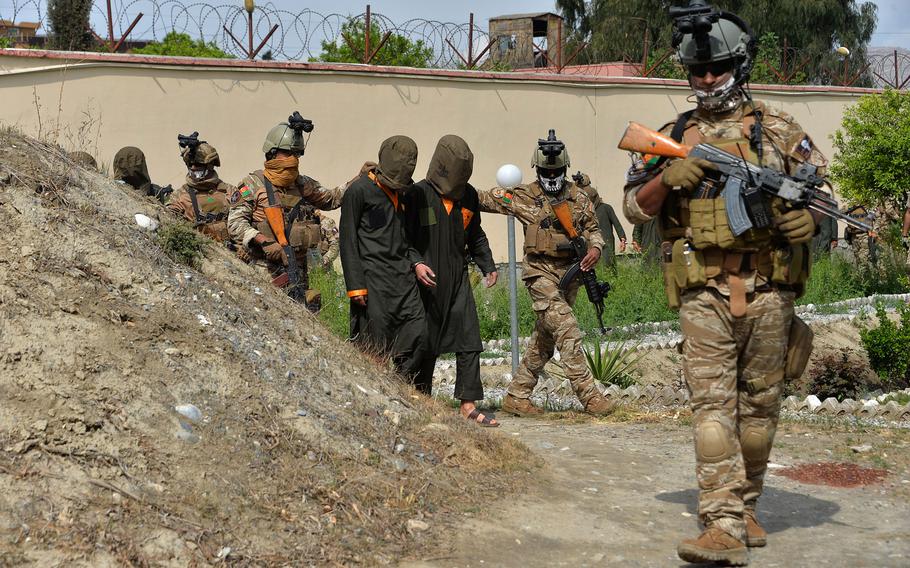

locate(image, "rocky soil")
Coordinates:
0 129 533 566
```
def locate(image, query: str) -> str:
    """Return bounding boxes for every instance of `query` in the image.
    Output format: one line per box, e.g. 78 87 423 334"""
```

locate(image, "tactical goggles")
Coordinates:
688 59 735 78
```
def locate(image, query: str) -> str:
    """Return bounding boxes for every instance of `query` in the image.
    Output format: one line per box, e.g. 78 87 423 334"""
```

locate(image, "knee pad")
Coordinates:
740 424 773 464
695 420 733 463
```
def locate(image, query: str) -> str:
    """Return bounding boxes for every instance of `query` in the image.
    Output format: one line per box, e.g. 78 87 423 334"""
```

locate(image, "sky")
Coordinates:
2 0 908 50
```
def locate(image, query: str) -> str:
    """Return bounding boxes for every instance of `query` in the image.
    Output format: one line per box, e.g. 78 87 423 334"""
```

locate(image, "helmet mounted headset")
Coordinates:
670 0 757 111
670 0 764 161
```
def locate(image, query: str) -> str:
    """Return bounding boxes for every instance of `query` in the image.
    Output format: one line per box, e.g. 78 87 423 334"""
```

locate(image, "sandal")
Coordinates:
465 408 500 428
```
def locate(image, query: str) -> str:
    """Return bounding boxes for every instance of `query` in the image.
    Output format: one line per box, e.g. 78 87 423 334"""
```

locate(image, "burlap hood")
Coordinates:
112 146 152 193
376 135 418 191
426 135 473 201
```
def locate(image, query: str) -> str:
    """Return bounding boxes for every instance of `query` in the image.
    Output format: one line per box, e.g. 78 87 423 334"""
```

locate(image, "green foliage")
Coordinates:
310 267 351 339
556 0 877 85
132 31 233 59
583 339 643 389
47 0 95 51
830 91 910 208
881 392 910 405
311 19 433 68
0 38 12 49
805 348 876 401
750 32 808 85
157 223 208 268
860 303 910 391
799 253 864 305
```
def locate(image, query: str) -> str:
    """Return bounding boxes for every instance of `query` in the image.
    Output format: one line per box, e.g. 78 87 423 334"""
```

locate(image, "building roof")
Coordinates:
0 20 41 30
489 12 563 22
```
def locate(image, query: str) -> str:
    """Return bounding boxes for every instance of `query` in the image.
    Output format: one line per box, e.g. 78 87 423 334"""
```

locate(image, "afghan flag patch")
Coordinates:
502 191 513 204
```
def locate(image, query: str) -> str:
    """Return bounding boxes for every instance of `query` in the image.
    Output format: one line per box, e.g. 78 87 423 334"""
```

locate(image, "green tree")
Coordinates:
830 90 910 209
132 31 233 59
555 0 877 85
311 19 433 68
47 0 95 51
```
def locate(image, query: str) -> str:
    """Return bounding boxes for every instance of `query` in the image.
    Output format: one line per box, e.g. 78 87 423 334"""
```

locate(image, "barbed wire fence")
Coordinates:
2 0 910 89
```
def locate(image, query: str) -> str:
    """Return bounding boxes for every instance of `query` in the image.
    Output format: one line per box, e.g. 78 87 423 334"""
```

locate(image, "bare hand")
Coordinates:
351 295 367 307
580 248 601 271
415 263 436 288
632 240 642 253
484 271 498 288
619 238 627 253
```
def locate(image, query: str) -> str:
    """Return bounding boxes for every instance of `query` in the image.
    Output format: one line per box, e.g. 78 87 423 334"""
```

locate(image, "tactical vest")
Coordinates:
185 182 231 242
658 111 812 308
522 182 579 258
247 173 321 253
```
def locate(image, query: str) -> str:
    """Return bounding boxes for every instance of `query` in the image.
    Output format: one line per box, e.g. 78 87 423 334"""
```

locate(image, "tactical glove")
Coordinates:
261 241 288 264
775 209 816 245
661 158 715 192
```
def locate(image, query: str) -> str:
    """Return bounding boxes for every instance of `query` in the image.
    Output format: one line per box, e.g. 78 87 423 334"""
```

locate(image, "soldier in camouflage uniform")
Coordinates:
478 132 615 417
227 113 346 312
314 211 339 270
575 173 627 267
166 139 234 243
623 9 823 565
844 205 879 270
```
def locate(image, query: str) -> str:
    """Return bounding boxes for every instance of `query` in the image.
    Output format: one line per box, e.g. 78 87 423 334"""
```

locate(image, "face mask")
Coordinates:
537 168 566 194
189 167 209 181
692 75 742 113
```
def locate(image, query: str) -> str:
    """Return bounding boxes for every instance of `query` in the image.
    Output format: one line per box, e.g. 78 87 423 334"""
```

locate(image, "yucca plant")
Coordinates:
583 339 644 389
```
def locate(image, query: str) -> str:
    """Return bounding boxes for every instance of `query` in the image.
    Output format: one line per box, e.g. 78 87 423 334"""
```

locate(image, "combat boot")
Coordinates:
502 394 543 417
677 526 748 566
583 395 615 416
743 510 767 547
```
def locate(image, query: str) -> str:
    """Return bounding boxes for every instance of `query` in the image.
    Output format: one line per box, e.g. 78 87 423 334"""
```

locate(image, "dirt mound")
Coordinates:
0 129 533 566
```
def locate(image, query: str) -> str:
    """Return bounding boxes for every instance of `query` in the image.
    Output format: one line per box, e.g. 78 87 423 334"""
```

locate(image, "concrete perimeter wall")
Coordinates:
0 49 875 261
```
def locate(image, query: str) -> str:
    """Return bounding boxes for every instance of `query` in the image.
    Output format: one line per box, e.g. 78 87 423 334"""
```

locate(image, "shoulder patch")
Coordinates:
230 185 254 204
793 135 813 160
491 188 514 204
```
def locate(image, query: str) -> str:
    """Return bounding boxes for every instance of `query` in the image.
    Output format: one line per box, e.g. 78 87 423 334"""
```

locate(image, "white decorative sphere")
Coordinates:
496 164 523 189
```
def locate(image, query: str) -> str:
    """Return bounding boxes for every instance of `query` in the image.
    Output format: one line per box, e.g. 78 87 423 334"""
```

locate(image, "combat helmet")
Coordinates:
670 1 755 112
532 129 570 194
262 111 314 158
181 142 220 168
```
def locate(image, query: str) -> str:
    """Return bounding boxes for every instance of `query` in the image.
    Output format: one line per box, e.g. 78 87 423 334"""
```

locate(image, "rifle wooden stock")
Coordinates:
618 122 692 159
550 199 579 240
264 206 289 247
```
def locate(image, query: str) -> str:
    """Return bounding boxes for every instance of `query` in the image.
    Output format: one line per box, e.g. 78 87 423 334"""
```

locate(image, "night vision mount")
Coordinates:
178 131 205 162
669 0 721 61
288 111 315 134
537 129 566 167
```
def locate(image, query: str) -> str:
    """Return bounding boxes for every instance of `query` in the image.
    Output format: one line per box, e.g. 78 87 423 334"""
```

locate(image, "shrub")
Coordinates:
583 339 642 389
860 303 910 391
310 267 351 338
133 32 233 59
156 223 208 268
805 349 877 401
47 0 95 51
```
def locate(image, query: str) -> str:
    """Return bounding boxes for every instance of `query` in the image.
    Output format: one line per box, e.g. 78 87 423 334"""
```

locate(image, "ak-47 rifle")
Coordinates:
550 199 612 334
617 122 872 235
263 181 305 302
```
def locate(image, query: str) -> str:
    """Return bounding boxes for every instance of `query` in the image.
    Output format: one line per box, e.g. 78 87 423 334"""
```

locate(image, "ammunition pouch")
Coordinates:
661 238 709 310
768 244 810 296
523 221 573 257
687 197 774 251
199 219 229 243
289 222 320 249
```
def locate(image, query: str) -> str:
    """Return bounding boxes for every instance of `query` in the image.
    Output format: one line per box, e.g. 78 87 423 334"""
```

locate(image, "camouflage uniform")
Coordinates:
227 171 344 304
844 207 878 270
478 181 605 407
624 101 826 542
317 215 339 268
166 178 235 242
